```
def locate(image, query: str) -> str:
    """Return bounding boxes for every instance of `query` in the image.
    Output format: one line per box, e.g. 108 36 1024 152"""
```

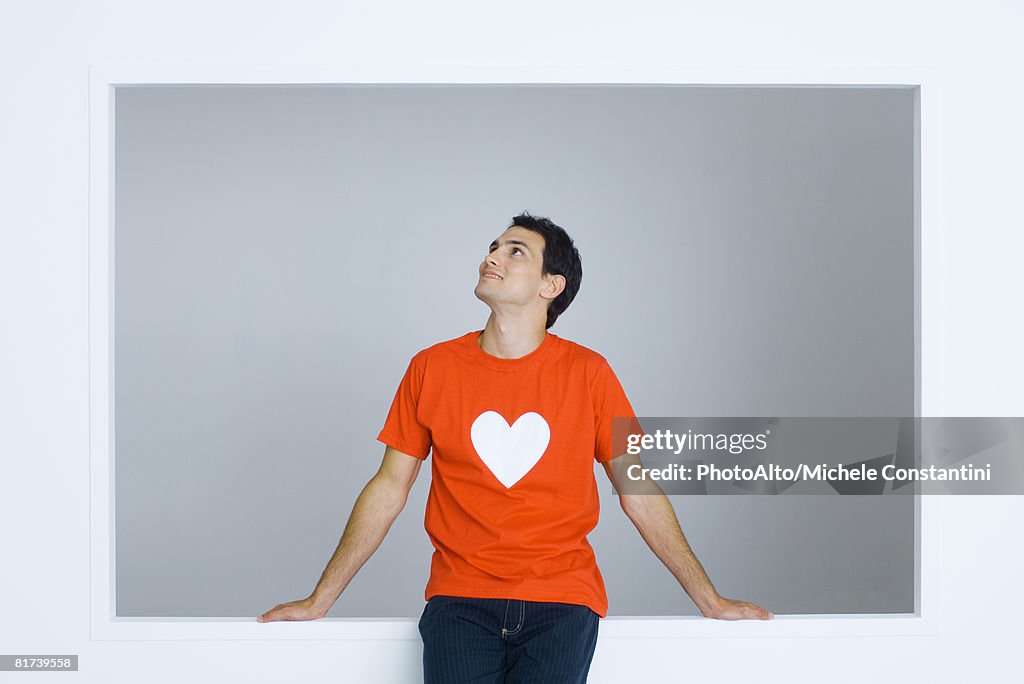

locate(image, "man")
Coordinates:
258 212 772 682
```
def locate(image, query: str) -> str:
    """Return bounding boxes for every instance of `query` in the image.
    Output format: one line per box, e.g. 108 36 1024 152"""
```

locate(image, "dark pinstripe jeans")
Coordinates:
418 595 600 683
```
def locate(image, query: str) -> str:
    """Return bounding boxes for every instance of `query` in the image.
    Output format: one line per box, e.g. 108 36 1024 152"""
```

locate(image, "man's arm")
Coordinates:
257 446 423 622
601 454 772 620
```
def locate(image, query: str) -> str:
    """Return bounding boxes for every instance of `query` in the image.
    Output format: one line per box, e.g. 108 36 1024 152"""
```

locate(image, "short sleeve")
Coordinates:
592 358 643 463
376 354 432 460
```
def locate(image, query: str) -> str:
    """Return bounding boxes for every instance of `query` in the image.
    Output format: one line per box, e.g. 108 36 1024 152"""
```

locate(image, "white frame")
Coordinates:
89 64 941 641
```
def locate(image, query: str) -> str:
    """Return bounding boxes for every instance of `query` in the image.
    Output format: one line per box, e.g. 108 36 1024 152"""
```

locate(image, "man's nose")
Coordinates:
485 252 500 267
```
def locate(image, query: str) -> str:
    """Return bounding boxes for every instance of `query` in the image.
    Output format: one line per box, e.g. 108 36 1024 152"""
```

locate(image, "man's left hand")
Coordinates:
705 597 773 620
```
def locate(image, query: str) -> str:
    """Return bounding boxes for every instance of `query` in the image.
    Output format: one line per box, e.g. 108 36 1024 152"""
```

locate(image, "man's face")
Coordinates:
474 226 556 311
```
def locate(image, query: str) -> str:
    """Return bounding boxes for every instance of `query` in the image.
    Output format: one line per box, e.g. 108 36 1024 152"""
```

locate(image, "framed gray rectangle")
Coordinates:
89 65 937 641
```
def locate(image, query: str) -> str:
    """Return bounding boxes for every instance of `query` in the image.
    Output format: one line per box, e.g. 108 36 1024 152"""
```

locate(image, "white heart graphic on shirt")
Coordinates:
470 411 550 489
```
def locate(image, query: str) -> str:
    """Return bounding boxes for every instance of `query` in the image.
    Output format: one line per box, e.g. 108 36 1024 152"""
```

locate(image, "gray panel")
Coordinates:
114 85 914 617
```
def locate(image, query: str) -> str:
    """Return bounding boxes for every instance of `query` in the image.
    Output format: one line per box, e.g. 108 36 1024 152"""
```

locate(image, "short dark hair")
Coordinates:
509 212 582 329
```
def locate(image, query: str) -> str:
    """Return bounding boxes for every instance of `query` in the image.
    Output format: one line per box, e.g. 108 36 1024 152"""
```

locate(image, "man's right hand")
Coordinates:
257 596 327 622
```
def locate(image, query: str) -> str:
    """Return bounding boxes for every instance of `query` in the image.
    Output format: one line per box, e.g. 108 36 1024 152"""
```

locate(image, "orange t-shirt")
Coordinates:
376 330 637 617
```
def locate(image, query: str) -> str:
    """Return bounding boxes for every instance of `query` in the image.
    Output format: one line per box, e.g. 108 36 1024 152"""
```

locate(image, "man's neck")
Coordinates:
478 312 548 359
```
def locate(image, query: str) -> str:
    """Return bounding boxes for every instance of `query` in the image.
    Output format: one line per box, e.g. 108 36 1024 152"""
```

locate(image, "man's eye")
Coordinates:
512 248 522 255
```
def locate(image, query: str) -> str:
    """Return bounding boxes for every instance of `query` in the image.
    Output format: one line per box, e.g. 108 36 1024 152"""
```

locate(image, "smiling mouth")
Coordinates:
481 273 503 280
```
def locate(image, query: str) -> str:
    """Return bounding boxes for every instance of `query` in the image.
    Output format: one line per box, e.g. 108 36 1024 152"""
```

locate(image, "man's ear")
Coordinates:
541 273 566 302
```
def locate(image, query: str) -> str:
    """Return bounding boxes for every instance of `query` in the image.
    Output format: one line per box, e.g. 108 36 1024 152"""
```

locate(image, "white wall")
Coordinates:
2 1 1021 681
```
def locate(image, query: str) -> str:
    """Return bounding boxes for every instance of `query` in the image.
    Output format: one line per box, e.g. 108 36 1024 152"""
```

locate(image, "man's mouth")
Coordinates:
481 272 503 280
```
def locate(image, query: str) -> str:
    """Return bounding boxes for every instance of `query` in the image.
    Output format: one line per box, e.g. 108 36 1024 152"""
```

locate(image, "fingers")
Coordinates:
718 599 773 620
257 599 322 623
257 603 290 622
745 602 773 620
